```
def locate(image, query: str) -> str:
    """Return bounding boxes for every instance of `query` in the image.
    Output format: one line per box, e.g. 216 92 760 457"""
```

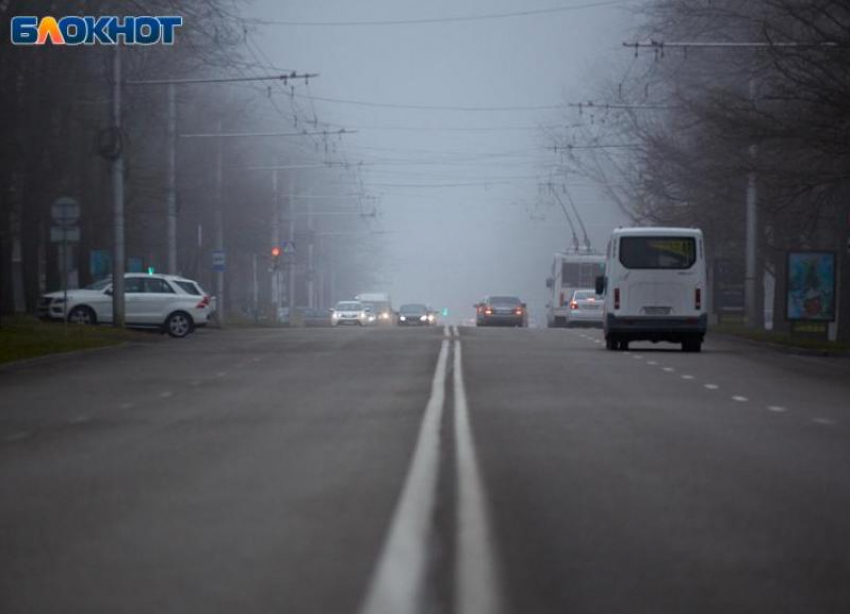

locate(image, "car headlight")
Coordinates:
380 312 389 320
360 311 367 318
427 314 435 322
400 316 407 321
332 312 340 319
420 315 427 321
368 315 376 321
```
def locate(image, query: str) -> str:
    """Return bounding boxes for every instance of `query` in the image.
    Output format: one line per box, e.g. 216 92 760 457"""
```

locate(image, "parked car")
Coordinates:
398 303 431 326
37 274 213 338
564 289 604 328
330 300 369 326
475 296 527 327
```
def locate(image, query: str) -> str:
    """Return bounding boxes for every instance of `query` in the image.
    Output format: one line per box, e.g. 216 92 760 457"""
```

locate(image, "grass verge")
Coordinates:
713 323 850 355
0 315 157 365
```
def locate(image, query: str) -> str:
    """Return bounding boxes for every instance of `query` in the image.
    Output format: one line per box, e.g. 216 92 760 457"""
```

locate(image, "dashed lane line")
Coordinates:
767 406 787 413
732 396 749 403
704 384 719 390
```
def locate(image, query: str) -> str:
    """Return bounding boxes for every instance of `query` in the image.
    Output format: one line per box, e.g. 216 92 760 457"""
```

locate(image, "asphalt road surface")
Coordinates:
2 326 850 614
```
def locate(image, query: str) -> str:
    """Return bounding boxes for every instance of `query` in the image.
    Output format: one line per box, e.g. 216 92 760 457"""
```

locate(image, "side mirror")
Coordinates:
521 303 527 309
595 276 605 296
545 277 554 289
328 308 334 313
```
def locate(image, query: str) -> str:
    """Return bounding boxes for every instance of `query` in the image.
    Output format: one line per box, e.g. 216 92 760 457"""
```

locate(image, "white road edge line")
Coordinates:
453 340 502 614
359 339 450 614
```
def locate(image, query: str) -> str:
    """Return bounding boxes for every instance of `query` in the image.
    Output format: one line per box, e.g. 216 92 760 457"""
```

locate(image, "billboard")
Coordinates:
786 251 836 322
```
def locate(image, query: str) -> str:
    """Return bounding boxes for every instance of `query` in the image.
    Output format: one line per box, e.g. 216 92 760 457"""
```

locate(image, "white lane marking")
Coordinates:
216 372 227 378
359 340 450 614
704 384 719 390
252 357 262 363
444 326 450 338
190 380 202 387
452 325 460 338
453 341 502 614
119 402 134 409
681 375 695 380
623 351 631 355
633 355 644 360
813 418 835 426
662 367 675 373
159 391 173 399
69 415 92 425
732 396 749 402
647 361 658 366
6 431 31 442
767 406 787 413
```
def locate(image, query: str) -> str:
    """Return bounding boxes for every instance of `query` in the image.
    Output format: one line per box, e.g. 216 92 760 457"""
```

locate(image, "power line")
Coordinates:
291 91 566 112
259 1 628 27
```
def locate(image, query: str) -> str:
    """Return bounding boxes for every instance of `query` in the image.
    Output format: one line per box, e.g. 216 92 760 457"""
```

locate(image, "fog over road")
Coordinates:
2 328 850 613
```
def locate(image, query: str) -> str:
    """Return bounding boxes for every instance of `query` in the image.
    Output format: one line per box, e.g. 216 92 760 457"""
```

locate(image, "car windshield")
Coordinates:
335 302 362 311
400 304 427 314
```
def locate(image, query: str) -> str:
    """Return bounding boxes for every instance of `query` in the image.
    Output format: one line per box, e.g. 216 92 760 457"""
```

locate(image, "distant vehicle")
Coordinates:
546 250 605 328
475 296 527 327
37 274 212 338
564 289 604 328
330 300 369 327
598 227 707 352
299 307 333 327
398 303 432 326
355 292 395 325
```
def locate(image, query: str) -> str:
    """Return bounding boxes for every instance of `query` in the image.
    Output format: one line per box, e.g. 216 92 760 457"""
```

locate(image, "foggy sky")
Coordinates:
247 0 635 323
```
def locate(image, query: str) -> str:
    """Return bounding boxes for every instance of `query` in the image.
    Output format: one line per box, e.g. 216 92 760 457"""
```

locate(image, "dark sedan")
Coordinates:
398 303 432 326
475 296 527 327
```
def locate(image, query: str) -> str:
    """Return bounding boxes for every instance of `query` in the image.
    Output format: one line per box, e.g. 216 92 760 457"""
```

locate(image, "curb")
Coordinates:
710 331 850 359
0 341 141 374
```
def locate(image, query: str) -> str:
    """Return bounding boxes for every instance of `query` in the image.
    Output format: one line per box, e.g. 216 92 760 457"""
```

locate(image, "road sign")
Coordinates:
282 242 296 255
50 226 80 242
51 197 80 227
212 250 226 272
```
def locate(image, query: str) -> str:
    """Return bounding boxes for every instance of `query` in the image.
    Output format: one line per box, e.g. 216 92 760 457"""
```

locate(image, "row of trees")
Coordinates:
552 0 849 338
0 1 381 321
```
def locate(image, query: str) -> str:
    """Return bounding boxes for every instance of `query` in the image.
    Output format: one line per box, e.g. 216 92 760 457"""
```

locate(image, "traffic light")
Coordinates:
271 246 282 270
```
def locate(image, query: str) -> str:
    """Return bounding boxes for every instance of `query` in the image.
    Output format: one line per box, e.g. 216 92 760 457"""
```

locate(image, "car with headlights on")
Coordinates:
37 274 212 338
564 289 604 328
398 303 432 326
331 301 369 326
475 296 527 327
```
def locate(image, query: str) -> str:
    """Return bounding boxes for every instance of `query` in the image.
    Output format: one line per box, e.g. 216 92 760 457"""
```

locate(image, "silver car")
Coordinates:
564 289 604 328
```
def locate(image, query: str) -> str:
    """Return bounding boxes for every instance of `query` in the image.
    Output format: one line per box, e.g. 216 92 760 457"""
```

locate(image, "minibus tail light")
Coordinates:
614 288 620 310
560 292 565 307
695 288 702 310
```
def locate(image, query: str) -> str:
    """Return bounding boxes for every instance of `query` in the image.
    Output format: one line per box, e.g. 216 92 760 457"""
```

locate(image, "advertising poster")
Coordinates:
786 252 836 321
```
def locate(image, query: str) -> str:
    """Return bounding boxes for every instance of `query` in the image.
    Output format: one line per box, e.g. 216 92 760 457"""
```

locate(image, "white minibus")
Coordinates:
596 227 707 352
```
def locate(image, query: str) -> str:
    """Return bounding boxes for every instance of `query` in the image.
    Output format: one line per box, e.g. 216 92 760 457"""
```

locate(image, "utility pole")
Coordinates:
745 78 759 327
288 175 296 321
166 82 177 274
214 118 225 327
307 188 315 310
111 46 125 328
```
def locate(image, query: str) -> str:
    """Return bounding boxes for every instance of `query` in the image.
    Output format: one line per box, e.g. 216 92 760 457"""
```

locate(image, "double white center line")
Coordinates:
360 329 501 614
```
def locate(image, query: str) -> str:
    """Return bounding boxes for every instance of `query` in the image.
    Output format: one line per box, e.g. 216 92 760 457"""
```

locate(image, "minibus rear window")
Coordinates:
619 237 697 269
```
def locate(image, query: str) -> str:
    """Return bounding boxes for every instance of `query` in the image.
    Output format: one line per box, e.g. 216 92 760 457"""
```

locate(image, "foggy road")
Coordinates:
2 327 850 614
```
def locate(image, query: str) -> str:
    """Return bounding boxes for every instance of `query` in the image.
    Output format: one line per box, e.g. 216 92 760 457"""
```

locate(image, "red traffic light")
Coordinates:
271 247 282 257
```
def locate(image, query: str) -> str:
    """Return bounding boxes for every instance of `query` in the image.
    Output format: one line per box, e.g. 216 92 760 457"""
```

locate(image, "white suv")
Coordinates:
37 274 213 338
